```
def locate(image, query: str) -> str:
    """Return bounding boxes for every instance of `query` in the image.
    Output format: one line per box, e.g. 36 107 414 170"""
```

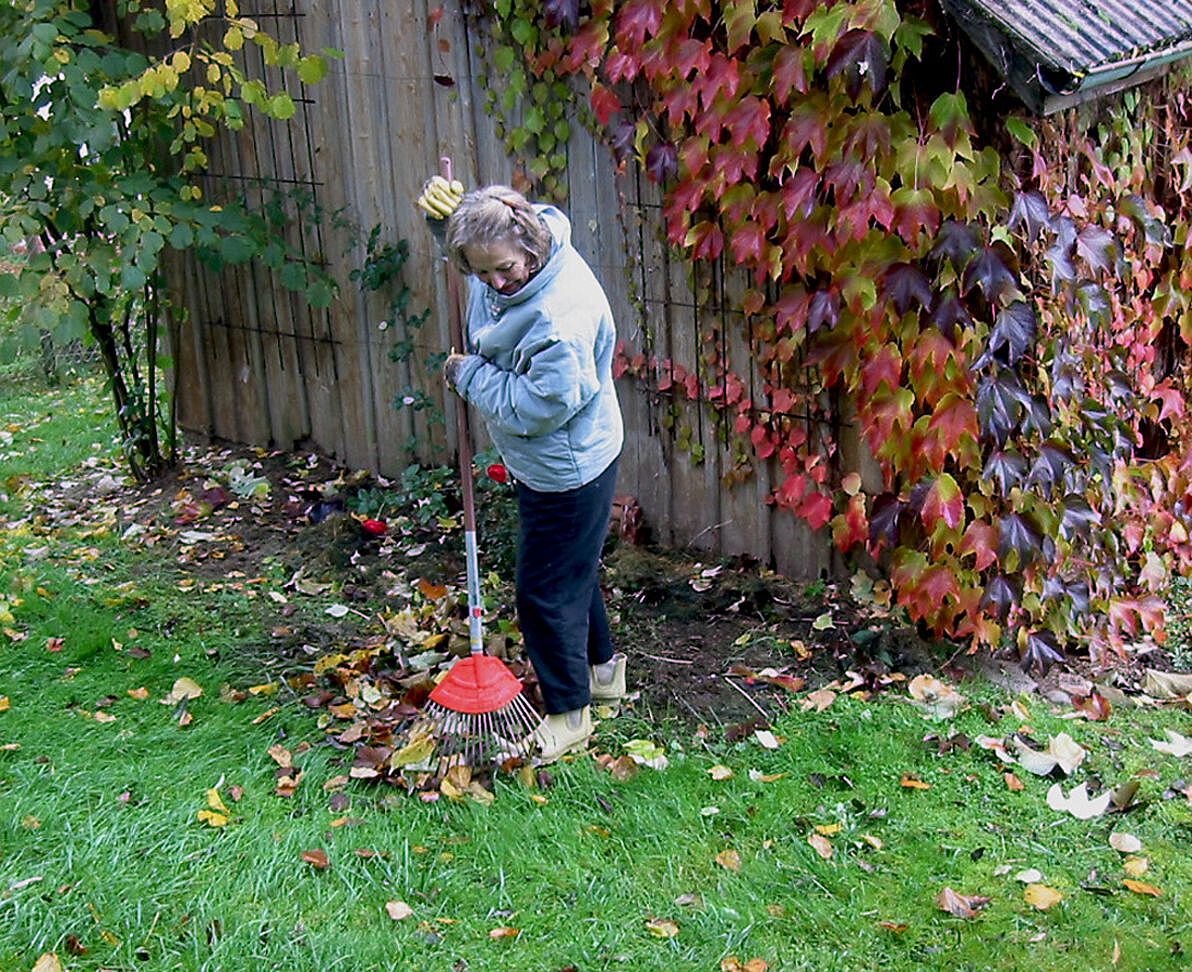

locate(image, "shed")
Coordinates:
941 0 1192 113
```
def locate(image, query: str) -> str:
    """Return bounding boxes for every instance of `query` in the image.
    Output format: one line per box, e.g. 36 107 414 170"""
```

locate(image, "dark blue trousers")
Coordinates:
515 457 619 714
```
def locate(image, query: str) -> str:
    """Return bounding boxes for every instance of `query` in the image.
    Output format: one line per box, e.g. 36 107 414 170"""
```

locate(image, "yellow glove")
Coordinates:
416 175 465 220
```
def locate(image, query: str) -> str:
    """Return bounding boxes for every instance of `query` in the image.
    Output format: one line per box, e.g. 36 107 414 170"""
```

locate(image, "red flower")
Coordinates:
486 463 510 484
361 518 388 536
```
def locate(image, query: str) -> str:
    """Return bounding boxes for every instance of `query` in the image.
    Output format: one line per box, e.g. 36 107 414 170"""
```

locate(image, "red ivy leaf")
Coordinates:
921 473 964 531
781 102 829 164
798 490 834 531
927 393 978 451
959 520 999 571
590 83 621 126
614 0 664 50
684 220 724 261
729 222 766 265
772 45 808 103
892 187 941 243
723 95 771 149
832 493 869 551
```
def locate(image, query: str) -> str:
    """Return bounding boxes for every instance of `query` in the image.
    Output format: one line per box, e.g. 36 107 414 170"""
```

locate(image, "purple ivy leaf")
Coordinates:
646 141 678 184
930 291 973 340
976 369 1029 444
807 289 840 333
1059 494 1099 539
998 511 1042 565
1023 394 1053 437
1105 369 1133 403
1026 441 1073 497
1007 190 1052 244
882 262 933 315
544 0 580 32
1076 225 1118 276
868 492 904 548
988 300 1037 366
963 243 1019 303
1022 629 1064 675
930 219 981 268
982 449 1026 496
609 120 636 162
980 574 1018 622
826 29 888 102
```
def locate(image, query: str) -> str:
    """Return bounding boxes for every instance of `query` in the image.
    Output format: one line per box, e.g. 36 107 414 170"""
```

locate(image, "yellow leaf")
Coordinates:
1123 879 1162 897
206 787 230 814
0 696 9 712
248 683 277 696
385 900 414 921
197 809 228 827
162 676 203 704
815 823 843 836
1024 884 1063 910
645 916 680 938
21 815 40 830
127 687 149 700
900 774 931 790
716 849 742 872
391 730 436 767
223 25 244 50
1123 856 1149 878
31 953 64 972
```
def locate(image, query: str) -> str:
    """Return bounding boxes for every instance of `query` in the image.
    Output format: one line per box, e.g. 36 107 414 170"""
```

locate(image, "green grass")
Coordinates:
0 380 1189 970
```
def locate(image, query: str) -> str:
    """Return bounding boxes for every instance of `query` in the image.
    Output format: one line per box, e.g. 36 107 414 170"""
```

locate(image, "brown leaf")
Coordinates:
301 848 330 869
1122 879 1162 897
802 688 836 712
721 958 768 972
715 849 742 872
935 886 991 918
488 926 520 939
1004 772 1024 791
127 687 149 701
608 754 640 782
645 916 680 938
31 954 64 972
1072 691 1112 721
807 833 834 860
878 920 908 933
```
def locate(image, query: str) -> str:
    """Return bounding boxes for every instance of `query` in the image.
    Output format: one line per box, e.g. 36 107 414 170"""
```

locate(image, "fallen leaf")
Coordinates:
0 696 9 712
754 729 781 750
21 815 40 830
716 849 742 872
197 809 228 827
1109 832 1142 854
935 886 991 918
1148 730 1191 758
748 769 787 783
1046 782 1112 820
1024 884 1063 910
1071 691 1112 721
1013 732 1086 776
1014 868 1044 883
1123 856 1149 878
31 954 64 972
385 900 414 921
721 958 769 972
1142 668 1192 699
1004 772 1025 791
93 711 117 724
645 917 680 938
802 688 836 712
1122 879 1162 897
907 674 966 720
708 764 734 781
700 806 721 817
488 926 520 939
301 848 330 869
46 636 64 652
815 823 843 836
608 755 640 782
900 774 931 790
807 833 834 860
674 893 703 908
127 687 149 700
878 920 908 933
161 676 203 705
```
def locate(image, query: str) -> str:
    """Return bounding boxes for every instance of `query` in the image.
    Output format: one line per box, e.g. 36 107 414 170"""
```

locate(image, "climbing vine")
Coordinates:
473 0 1192 670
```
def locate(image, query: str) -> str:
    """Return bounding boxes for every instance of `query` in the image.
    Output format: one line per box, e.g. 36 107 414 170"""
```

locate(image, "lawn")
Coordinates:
0 377 1188 971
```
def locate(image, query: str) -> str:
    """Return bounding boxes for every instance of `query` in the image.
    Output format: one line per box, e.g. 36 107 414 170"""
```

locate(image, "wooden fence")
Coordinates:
166 0 860 579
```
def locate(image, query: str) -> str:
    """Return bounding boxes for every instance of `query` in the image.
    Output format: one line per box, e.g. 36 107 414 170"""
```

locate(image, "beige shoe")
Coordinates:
589 652 627 702
529 706 592 764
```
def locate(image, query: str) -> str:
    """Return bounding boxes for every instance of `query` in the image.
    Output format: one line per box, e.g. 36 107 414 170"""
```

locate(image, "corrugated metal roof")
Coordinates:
956 0 1192 75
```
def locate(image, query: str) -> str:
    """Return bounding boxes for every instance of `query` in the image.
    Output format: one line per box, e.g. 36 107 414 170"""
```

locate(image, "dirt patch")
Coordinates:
55 437 1183 734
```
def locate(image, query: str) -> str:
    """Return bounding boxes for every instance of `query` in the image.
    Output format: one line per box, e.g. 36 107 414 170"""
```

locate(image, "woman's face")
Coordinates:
463 238 533 295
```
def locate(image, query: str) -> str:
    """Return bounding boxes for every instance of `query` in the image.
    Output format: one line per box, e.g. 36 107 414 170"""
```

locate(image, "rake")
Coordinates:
419 156 542 769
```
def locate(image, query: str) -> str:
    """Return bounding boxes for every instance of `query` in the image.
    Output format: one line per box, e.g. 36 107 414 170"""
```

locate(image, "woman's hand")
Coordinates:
416 175 465 220
443 352 468 391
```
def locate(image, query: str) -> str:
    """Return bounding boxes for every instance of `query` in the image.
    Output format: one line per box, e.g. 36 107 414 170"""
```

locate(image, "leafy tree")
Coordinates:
0 0 334 480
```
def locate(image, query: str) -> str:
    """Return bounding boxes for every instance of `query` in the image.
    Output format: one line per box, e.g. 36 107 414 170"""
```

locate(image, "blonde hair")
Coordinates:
445 185 553 276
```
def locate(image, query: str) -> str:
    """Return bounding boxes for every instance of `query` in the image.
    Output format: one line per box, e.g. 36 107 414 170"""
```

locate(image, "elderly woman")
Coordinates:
418 180 627 762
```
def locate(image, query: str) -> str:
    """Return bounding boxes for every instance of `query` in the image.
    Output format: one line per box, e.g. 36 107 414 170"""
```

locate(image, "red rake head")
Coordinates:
427 654 525 714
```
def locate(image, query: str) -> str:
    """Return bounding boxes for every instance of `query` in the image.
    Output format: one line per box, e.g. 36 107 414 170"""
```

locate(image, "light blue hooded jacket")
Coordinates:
451 205 623 492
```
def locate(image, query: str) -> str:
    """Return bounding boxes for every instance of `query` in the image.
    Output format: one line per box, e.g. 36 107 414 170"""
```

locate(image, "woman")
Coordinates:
417 180 627 763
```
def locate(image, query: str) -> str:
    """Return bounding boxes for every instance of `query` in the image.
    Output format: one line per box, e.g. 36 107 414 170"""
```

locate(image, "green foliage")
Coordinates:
0 0 337 481
479 0 1192 670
